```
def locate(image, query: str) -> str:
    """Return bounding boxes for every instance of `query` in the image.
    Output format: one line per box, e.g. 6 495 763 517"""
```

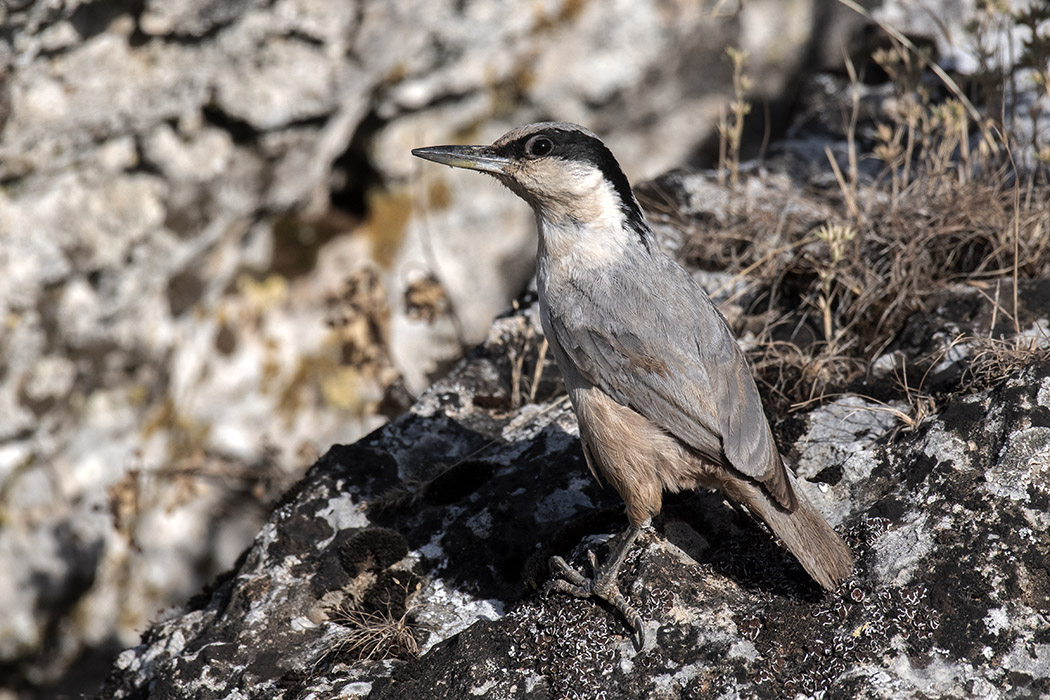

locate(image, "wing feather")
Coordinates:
546 260 795 509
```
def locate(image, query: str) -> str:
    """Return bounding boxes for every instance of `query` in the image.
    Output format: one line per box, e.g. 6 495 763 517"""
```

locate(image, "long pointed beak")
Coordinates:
411 145 513 175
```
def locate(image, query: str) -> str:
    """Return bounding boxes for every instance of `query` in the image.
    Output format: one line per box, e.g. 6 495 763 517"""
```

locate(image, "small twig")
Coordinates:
1012 171 1022 336
842 47 862 220
967 279 1016 331
836 0 984 125
826 146 860 221
528 338 549 405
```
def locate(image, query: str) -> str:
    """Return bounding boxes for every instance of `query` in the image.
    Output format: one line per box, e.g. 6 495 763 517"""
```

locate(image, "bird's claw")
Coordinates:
543 551 647 650
543 554 590 594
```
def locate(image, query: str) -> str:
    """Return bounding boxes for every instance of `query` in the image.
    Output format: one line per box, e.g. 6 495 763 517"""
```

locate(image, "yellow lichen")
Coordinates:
362 188 412 268
236 273 289 310
320 365 364 413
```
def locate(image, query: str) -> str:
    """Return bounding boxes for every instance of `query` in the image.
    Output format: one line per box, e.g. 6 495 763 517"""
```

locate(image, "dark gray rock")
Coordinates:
99 296 1050 698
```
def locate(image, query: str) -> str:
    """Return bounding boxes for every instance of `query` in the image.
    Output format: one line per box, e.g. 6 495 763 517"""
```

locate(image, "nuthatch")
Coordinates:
413 122 853 648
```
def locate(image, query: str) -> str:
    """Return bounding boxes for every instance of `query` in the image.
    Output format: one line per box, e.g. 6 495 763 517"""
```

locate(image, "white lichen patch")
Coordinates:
840 450 882 486
873 512 935 586
665 598 738 637
930 339 971 375
412 578 505 653
983 606 1011 637
1037 375 1050 409
501 400 575 443
415 530 445 562
335 680 373 698
534 477 594 523
794 395 900 480
795 475 851 526
879 653 1001 699
923 423 970 472
290 615 319 631
492 415 579 468
469 678 497 695
408 504 468 568
987 427 1050 502
1003 636 1050 678
314 494 370 548
728 639 759 661
465 508 493 538
649 662 707 698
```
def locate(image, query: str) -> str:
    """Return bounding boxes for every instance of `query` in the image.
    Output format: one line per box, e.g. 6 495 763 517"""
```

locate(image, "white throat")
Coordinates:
532 167 633 275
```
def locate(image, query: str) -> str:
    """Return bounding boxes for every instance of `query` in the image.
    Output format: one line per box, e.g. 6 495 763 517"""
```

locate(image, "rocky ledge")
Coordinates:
98 277 1050 698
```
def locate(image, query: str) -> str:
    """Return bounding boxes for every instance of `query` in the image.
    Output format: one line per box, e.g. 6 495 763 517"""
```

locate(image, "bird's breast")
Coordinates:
535 210 635 276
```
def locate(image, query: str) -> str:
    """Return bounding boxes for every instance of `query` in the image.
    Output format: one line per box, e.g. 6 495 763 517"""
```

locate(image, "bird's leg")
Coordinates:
543 523 647 649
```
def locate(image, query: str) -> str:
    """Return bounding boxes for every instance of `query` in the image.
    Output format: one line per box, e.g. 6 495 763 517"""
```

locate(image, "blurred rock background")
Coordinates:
0 0 1039 697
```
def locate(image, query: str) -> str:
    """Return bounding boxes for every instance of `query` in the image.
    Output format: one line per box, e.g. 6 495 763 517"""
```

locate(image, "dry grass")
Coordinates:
963 332 1050 392
717 46 753 192
315 576 426 669
668 7 1050 420
795 180 1048 354
324 604 423 662
669 173 1050 414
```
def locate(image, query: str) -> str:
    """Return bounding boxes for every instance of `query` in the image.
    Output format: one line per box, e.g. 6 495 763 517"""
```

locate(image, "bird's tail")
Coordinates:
724 474 854 590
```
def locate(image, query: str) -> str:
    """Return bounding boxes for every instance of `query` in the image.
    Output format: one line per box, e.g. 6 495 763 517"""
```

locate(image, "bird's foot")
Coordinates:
543 548 646 650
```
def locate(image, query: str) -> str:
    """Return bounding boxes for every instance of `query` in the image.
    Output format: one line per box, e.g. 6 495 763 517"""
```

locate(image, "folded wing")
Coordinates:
549 269 796 511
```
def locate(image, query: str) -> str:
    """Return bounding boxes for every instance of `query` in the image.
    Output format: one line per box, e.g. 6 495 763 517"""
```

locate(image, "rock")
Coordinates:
96 296 1050 698
2 0 1043 695
0 0 866 689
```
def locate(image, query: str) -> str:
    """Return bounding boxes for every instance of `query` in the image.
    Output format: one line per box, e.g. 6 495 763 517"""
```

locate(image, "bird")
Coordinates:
412 122 854 648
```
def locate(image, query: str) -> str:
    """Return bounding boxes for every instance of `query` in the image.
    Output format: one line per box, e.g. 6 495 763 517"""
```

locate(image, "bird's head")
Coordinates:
412 122 649 243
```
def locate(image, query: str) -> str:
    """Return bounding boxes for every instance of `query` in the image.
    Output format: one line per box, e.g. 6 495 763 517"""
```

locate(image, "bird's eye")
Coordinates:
526 135 554 157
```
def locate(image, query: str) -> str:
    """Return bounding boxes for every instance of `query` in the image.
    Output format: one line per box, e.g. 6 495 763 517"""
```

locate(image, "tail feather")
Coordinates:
724 474 854 590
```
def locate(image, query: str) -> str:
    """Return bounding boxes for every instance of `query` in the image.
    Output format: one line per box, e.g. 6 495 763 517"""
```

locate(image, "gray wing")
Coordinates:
549 263 795 510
